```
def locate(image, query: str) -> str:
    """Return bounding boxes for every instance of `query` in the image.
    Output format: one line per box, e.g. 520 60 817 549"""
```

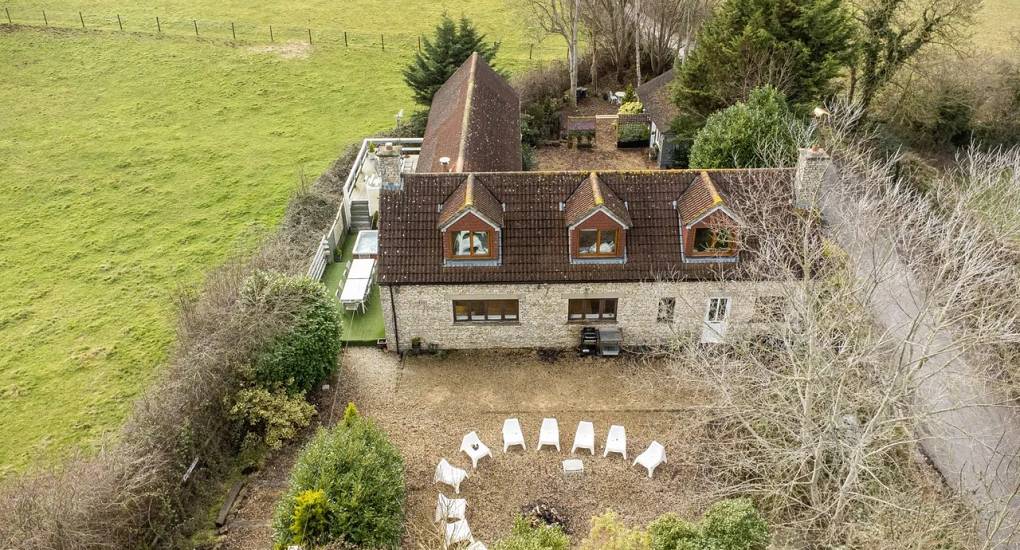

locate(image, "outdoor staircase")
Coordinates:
350 201 372 231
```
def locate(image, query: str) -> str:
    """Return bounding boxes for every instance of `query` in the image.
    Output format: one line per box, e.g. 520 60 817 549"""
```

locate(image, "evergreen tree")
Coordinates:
403 14 499 105
688 86 801 169
671 0 855 126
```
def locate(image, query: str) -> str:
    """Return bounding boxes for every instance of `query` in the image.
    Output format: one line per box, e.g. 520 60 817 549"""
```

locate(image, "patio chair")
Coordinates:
434 458 468 494
537 418 560 451
435 493 467 523
571 420 595 455
603 424 627 459
633 441 667 478
445 519 474 548
460 431 492 469
502 418 526 453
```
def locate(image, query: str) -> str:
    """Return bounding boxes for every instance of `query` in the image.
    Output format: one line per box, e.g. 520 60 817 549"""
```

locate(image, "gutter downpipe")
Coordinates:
388 285 400 353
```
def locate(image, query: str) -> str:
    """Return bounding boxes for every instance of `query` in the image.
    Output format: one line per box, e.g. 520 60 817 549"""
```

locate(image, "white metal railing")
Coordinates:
341 137 422 224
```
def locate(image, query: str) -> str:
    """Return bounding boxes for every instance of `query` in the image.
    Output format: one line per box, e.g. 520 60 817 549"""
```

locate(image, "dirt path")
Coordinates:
823 169 1020 548
222 348 712 548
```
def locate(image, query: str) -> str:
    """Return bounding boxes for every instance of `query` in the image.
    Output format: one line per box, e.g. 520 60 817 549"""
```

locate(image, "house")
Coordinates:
373 54 831 352
636 69 680 168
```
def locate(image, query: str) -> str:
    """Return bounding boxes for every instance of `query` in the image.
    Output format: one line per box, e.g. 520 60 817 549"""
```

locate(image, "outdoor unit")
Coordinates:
579 326 599 356
597 327 622 357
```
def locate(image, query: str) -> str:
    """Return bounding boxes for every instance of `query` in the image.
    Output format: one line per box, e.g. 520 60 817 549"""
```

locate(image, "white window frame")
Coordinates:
705 297 730 323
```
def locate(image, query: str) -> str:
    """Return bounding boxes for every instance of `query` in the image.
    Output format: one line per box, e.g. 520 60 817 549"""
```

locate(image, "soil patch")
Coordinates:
247 41 311 59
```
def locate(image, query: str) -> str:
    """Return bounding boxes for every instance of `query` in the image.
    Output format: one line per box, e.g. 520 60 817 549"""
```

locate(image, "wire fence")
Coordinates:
0 5 562 58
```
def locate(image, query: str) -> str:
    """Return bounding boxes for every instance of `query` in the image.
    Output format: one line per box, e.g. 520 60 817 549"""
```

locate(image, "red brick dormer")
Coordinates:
437 174 503 265
678 172 741 261
564 172 632 263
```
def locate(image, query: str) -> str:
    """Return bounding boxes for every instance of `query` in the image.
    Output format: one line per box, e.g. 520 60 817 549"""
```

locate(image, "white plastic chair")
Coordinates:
604 425 627 459
460 431 492 469
435 493 467 523
571 421 595 455
502 418 526 453
434 458 468 493
537 418 560 451
445 518 474 548
633 441 667 478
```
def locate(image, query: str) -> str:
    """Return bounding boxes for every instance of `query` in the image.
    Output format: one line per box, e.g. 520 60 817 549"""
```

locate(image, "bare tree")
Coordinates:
583 0 635 84
525 0 584 107
634 0 643 85
641 0 714 73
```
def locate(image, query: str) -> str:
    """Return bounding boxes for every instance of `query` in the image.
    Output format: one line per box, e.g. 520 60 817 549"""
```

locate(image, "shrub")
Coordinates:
618 122 651 145
618 101 644 115
230 387 317 450
493 516 570 550
647 514 702 550
272 406 405 549
689 86 800 169
580 511 650 550
290 490 332 546
622 84 637 104
699 498 769 550
241 271 342 394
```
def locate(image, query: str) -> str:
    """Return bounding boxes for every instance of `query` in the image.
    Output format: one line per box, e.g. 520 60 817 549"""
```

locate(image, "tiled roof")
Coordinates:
417 53 522 173
436 174 505 228
378 169 796 285
564 172 633 227
678 171 724 223
636 69 679 133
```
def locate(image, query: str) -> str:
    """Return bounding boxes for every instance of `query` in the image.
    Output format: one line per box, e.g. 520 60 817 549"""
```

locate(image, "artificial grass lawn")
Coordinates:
0 3 558 473
322 233 385 344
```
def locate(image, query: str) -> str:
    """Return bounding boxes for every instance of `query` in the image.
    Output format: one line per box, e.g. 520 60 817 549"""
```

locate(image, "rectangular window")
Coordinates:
451 230 491 258
577 228 620 257
453 300 518 323
657 298 676 323
753 296 787 322
693 227 735 253
706 297 729 323
568 298 618 322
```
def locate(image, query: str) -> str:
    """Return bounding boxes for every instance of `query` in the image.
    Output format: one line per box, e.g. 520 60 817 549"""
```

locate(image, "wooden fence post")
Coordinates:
79 11 85 28
529 44 533 60
42 10 48 26
5 7 11 25
156 16 161 33
117 14 122 31
231 21 236 40
269 25 273 42
343 31 348 47
381 33 384 51
418 35 421 51
193 20 198 36
307 28 312 44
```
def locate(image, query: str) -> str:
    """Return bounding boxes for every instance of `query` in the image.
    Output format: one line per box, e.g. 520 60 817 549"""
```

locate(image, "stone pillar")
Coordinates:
794 147 831 211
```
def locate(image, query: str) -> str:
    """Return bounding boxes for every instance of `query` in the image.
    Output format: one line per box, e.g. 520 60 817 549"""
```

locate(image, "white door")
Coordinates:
701 297 730 343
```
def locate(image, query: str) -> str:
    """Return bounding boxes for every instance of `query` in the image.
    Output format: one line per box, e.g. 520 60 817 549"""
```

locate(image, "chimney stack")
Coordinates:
794 147 831 211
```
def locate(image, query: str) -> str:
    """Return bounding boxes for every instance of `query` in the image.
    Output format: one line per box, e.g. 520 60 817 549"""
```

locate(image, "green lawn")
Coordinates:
322 233 385 343
0 2 558 474
973 0 1020 53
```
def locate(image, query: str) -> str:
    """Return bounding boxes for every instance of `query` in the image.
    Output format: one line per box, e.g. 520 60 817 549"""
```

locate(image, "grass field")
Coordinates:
0 0 558 474
973 0 1020 52
322 233 385 344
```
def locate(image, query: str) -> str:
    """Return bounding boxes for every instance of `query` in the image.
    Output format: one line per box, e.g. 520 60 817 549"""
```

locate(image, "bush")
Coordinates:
580 511 650 550
647 499 769 550
700 498 769 550
272 405 405 549
241 271 342 394
618 122 651 145
290 490 332 546
230 387 317 450
618 101 644 115
493 517 570 550
689 86 800 169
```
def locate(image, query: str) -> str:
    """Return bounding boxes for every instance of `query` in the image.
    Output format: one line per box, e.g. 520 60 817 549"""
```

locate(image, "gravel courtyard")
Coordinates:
223 347 713 548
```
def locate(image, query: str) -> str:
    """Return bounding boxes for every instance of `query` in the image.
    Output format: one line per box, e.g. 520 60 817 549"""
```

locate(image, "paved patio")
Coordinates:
535 145 657 171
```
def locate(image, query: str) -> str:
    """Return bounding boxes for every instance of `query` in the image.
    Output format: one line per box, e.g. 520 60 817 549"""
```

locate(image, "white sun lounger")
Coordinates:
434 458 468 494
537 418 560 451
435 493 467 523
604 425 627 459
445 518 474 547
571 420 595 455
633 441 667 478
460 431 492 469
502 418 526 453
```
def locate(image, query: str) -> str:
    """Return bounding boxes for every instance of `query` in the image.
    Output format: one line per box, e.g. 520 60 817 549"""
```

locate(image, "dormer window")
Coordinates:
578 228 620 257
678 172 742 263
565 173 632 264
452 230 492 258
437 174 504 266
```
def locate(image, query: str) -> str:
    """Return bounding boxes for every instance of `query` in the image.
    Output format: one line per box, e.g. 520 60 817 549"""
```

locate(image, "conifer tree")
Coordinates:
403 15 499 105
